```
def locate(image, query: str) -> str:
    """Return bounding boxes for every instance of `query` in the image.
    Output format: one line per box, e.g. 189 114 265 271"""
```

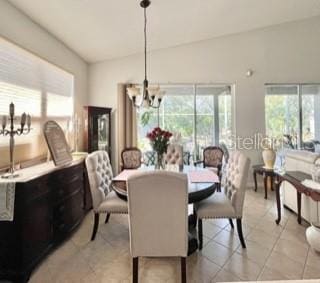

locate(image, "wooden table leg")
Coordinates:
275 178 281 225
297 191 302 224
270 175 274 191
263 173 268 199
253 171 258 192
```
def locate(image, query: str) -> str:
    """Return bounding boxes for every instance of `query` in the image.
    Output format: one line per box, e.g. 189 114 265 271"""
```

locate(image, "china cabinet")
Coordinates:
83 106 112 156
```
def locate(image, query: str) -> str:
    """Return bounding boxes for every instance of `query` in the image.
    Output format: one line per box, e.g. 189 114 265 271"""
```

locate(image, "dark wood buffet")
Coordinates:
0 159 90 283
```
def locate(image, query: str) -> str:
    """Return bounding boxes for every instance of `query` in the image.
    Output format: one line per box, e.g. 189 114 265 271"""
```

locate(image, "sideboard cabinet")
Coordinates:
0 160 87 283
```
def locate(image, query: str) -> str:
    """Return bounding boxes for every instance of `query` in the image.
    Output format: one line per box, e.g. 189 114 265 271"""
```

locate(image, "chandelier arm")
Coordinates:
150 100 161 109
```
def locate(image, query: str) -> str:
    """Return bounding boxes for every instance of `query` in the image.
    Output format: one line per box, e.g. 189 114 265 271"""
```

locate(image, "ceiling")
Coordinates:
8 0 320 63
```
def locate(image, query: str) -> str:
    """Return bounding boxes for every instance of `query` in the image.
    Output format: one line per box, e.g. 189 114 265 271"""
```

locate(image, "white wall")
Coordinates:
0 0 88 140
89 16 320 172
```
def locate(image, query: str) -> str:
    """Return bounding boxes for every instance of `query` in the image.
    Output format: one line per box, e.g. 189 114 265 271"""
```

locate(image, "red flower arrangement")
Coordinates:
146 127 172 156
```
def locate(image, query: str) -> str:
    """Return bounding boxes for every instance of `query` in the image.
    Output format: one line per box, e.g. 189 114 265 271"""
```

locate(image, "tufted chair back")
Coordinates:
86 150 113 211
121 147 142 170
203 146 224 168
127 171 188 257
219 143 230 163
164 144 183 166
224 151 250 217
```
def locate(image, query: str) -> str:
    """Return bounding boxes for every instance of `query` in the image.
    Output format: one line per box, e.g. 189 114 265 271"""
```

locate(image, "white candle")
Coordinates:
9 103 14 117
21 112 26 127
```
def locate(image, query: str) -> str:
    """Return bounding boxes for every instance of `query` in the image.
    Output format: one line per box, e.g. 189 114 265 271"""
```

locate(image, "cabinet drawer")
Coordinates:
18 175 50 204
53 175 83 202
50 163 84 185
53 190 84 240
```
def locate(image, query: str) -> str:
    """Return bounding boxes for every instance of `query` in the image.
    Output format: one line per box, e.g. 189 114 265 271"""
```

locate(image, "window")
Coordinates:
265 84 320 150
137 84 233 161
301 85 320 143
0 37 74 167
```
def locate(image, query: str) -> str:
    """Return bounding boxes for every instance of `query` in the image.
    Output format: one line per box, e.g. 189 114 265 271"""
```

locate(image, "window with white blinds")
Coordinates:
0 37 74 167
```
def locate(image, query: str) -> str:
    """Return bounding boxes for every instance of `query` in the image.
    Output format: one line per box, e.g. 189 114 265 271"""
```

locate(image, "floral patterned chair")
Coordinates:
194 146 224 191
121 147 142 170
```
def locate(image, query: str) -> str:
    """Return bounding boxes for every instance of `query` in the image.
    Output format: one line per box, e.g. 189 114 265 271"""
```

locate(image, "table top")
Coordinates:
252 164 277 172
275 170 320 202
112 165 217 204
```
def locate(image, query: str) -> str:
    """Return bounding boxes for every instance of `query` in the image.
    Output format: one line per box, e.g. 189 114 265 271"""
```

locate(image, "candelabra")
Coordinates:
1 102 31 179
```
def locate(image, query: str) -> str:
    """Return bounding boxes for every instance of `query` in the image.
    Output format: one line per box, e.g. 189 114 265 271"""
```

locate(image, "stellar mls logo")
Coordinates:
226 133 283 150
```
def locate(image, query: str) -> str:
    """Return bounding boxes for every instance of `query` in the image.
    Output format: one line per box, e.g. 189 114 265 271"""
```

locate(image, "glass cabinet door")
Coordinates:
84 106 112 155
97 114 109 151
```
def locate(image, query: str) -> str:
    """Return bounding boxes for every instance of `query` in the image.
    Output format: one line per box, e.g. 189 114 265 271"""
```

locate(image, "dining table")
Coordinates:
111 165 219 255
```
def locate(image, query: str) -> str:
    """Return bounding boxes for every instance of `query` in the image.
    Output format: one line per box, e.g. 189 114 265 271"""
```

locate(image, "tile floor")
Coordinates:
28 187 320 283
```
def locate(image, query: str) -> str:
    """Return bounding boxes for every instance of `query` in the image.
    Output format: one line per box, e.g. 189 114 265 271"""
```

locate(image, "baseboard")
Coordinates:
283 204 310 225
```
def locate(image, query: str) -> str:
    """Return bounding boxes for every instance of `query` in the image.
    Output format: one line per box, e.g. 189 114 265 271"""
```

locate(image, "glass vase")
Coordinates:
155 152 165 170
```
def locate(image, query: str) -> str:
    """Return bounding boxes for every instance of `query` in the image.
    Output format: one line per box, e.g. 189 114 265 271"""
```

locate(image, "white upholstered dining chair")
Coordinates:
164 144 184 166
86 150 128 241
127 171 188 283
195 151 250 249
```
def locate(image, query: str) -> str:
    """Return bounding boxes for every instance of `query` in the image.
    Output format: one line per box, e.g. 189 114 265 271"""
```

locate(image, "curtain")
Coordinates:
117 83 137 172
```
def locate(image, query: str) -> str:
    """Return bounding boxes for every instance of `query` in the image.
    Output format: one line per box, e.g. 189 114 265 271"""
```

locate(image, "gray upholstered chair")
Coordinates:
121 147 142 170
164 144 184 166
195 151 250 249
127 171 188 283
86 150 128 241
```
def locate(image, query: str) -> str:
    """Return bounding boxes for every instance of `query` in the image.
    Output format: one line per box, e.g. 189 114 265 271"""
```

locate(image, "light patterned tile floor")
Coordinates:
29 187 320 283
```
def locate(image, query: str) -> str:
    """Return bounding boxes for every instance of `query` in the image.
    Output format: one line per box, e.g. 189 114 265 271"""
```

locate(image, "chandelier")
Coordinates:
127 0 165 109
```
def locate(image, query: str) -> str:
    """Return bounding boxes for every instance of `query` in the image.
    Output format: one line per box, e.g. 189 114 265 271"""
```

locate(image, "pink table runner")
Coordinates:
113 169 140 181
188 170 220 183
113 168 219 183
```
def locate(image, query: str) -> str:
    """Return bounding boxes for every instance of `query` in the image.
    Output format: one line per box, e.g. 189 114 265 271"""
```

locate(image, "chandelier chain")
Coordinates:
144 7 147 81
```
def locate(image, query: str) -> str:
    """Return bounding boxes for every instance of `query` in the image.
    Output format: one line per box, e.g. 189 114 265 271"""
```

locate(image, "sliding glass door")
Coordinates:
137 84 233 161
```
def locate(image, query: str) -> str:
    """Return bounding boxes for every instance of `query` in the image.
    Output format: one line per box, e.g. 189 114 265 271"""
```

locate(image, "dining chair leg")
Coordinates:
180 257 186 283
105 213 111 223
133 257 139 283
91 213 100 241
236 218 246 248
216 181 221 192
229 218 234 229
198 218 203 250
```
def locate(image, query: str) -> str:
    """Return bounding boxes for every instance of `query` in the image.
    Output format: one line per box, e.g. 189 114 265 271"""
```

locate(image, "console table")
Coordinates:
274 171 320 225
0 159 89 283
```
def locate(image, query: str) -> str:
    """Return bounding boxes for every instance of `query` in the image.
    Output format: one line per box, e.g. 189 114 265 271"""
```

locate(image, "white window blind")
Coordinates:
0 37 74 166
